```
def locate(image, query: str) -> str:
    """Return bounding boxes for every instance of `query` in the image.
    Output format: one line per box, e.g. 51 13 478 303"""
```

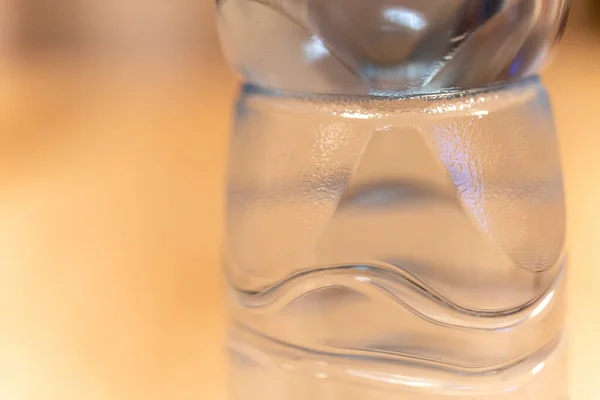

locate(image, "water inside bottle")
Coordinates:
225 82 567 399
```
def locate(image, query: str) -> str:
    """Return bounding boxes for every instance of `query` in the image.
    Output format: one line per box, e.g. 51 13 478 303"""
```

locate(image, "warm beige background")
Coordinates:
1 1 600 399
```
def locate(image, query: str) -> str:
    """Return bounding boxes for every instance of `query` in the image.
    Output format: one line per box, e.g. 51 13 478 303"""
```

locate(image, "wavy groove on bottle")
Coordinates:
227 259 565 330
229 323 566 395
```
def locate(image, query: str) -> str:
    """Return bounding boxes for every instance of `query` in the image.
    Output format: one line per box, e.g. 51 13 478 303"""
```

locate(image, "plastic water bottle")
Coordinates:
217 1 570 398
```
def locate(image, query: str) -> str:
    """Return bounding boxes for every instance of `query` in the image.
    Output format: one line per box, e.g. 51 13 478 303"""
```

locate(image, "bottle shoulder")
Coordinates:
217 0 568 95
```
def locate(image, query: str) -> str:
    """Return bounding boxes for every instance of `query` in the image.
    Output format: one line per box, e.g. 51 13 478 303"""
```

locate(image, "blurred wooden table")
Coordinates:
0 30 600 399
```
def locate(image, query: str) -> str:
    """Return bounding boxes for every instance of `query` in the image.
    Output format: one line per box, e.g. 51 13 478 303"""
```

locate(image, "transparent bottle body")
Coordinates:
224 79 567 399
